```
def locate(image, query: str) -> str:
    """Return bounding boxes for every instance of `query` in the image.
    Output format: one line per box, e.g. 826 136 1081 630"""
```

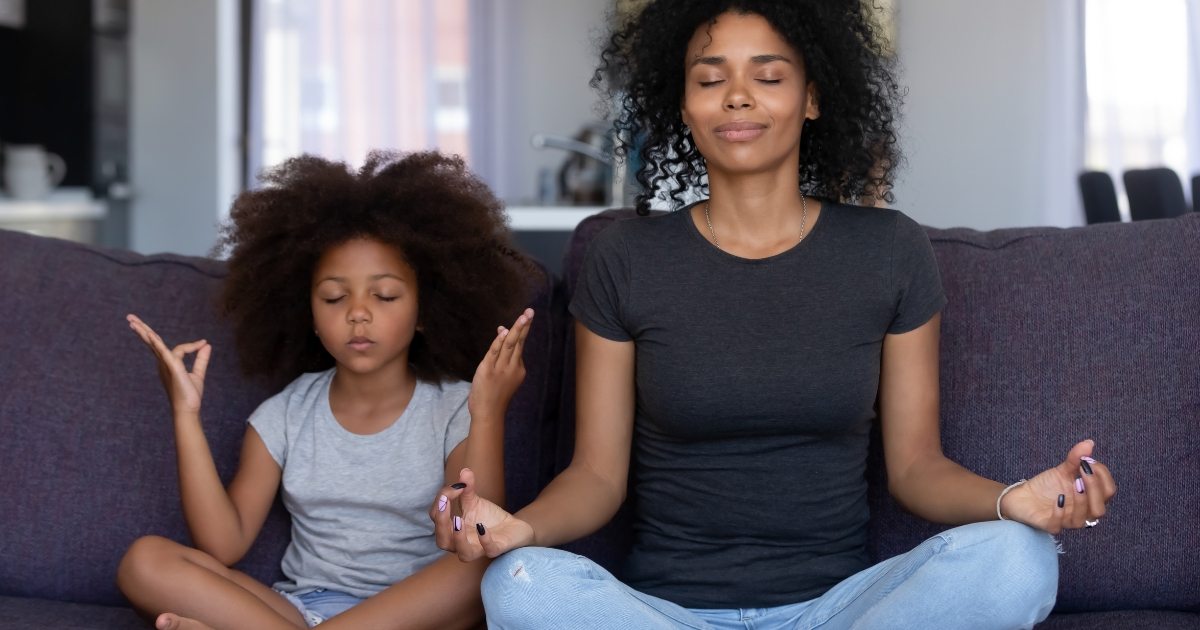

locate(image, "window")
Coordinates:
1085 0 1189 214
249 0 469 179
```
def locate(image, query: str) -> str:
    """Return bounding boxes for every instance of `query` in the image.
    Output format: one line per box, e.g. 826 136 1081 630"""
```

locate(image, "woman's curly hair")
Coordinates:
217 151 533 385
593 0 902 212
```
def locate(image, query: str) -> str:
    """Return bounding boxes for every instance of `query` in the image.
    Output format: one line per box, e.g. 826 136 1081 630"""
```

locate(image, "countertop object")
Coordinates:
505 206 611 231
0 187 107 243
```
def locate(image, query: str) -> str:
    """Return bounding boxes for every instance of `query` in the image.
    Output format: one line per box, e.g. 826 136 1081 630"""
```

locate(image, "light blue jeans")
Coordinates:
481 521 1059 630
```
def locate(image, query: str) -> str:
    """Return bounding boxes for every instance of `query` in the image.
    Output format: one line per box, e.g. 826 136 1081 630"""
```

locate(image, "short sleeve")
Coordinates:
443 387 471 462
888 213 947 334
568 223 633 341
247 393 288 468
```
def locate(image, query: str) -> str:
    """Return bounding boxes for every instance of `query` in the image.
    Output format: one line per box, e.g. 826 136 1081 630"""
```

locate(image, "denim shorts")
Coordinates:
276 588 366 627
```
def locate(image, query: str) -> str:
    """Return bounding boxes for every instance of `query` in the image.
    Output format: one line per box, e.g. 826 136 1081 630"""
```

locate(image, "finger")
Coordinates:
1058 439 1095 476
507 309 534 368
1086 460 1118 502
452 513 485 562
171 340 208 361
192 343 212 381
430 492 457 551
128 319 165 358
456 468 480 515
1080 467 1107 521
482 326 506 370
1066 482 1089 529
475 521 502 558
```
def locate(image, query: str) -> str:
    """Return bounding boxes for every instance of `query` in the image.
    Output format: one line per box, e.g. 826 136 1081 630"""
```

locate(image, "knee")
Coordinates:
482 547 581 626
116 536 176 594
962 521 1059 621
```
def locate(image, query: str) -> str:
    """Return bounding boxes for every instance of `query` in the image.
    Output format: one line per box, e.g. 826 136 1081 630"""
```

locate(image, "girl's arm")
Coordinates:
127 315 281 565
879 313 1117 533
431 320 635 558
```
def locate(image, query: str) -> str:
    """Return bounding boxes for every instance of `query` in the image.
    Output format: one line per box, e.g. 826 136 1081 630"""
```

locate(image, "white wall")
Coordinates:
892 0 1071 230
130 0 239 256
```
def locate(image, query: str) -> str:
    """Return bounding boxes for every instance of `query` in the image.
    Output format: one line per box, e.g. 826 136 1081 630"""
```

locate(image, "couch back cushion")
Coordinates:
557 210 1200 613
0 229 559 606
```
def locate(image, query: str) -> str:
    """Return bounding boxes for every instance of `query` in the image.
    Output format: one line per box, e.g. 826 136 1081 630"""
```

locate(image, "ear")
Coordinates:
680 101 694 130
805 81 821 121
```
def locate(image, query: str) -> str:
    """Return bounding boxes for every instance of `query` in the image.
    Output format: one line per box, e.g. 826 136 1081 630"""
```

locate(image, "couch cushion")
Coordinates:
557 210 1200 613
866 214 1200 613
0 229 560 606
1037 610 1200 629
0 596 143 630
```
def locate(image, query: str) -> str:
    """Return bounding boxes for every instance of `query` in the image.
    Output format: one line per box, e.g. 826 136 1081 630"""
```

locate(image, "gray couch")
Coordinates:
1 209 1198 628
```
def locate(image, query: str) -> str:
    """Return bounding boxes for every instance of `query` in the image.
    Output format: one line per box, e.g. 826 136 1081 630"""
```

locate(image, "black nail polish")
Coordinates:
451 483 466 490
1080 460 1094 475
476 523 486 536
1057 494 1065 508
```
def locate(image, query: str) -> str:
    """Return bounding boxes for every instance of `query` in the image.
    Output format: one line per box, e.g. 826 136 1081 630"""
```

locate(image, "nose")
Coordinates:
724 75 754 111
347 296 372 324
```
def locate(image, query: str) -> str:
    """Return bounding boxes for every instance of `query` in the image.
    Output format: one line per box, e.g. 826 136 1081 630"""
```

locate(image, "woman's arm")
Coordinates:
880 313 1116 532
127 315 281 565
432 321 636 558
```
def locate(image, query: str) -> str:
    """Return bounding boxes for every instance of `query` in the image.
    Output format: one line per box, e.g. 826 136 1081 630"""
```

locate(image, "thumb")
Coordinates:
192 343 212 382
1060 439 1095 474
457 467 480 514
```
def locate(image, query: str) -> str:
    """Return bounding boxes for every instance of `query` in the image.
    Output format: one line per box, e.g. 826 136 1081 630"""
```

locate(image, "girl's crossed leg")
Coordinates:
481 521 1059 630
119 536 487 630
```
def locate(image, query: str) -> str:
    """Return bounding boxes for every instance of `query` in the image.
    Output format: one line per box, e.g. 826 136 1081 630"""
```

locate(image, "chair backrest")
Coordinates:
557 208 1200 614
0 228 561 606
1078 171 1122 224
1124 167 1189 220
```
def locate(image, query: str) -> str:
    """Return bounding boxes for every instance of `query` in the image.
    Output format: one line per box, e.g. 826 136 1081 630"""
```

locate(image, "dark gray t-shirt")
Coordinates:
569 203 946 609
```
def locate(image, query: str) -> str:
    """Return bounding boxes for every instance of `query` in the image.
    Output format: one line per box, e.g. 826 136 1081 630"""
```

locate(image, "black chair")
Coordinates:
1078 171 1122 224
1123 168 1189 221
1191 175 1200 215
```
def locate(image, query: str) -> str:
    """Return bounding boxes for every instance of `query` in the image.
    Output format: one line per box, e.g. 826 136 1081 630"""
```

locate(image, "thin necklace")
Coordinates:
704 195 807 252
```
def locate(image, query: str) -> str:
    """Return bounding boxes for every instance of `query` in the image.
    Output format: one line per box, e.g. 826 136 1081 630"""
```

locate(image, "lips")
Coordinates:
714 121 768 141
347 336 375 351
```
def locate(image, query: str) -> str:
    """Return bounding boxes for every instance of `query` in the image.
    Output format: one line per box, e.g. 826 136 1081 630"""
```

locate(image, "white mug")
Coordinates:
4 144 67 200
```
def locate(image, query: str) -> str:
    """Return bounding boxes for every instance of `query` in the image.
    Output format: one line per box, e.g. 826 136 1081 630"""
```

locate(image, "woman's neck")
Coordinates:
695 162 823 259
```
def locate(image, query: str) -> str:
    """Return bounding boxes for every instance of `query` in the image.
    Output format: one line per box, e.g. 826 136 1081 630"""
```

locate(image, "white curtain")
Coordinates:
247 0 470 183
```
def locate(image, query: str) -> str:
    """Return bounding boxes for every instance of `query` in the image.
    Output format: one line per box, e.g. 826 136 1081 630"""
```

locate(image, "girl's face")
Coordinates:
311 238 420 375
680 12 819 178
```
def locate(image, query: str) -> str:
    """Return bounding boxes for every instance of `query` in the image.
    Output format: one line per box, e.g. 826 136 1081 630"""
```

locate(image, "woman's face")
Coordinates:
311 238 420 375
680 12 818 178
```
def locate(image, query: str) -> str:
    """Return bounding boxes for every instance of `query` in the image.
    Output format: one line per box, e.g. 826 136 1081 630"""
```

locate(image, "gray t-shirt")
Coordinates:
248 369 470 598
569 203 946 609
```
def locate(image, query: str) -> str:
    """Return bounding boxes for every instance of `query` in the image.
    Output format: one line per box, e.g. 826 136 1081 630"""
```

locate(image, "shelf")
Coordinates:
0 188 107 221
504 206 610 231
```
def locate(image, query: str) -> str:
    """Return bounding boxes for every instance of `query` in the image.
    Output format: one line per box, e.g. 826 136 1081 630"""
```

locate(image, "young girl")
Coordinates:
117 151 534 630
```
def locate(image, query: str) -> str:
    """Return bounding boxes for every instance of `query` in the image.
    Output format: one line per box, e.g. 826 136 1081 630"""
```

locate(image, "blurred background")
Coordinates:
0 0 1196 271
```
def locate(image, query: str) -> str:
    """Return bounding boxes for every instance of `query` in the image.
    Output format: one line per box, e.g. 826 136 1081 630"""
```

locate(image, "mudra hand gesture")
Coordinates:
1000 439 1116 533
430 468 534 561
126 314 210 416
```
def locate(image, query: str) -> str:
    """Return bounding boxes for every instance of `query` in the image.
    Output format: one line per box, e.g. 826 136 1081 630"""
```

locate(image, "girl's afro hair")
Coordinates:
217 150 534 385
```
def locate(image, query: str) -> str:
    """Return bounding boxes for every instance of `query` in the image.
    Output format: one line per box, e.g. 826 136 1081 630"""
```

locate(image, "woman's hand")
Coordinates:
127 314 210 416
429 468 535 561
1000 440 1117 534
468 308 534 418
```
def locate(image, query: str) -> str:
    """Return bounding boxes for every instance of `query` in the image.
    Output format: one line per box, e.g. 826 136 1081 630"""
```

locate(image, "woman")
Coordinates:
432 2 1116 628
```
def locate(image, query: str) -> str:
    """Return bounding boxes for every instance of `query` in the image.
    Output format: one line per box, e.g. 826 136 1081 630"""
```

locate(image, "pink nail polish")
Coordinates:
438 495 448 512
1075 478 1085 494
1081 456 1096 463
454 516 462 532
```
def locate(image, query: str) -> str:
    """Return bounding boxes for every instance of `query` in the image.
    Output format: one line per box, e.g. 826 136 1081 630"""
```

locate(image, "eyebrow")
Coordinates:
315 273 407 283
689 53 793 68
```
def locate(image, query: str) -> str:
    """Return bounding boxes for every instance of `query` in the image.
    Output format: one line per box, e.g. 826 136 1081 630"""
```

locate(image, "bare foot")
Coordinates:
155 613 217 630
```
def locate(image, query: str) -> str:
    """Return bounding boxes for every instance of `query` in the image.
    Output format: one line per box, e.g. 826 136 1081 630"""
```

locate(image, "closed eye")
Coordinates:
376 295 398 302
699 80 725 87
758 79 783 85
323 296 345 304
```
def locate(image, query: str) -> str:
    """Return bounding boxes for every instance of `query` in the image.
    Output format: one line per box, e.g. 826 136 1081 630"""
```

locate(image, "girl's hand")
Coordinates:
429 468 535 561
127 314 211 416
469 308 534 417
1000 440 1117 534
